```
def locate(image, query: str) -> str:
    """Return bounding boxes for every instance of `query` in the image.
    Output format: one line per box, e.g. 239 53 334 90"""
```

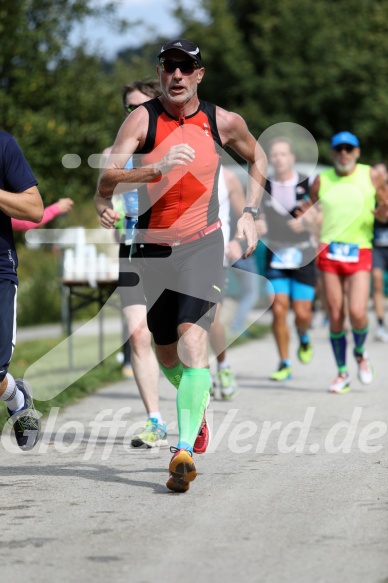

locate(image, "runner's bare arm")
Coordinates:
217 109 267 207
0 185 44 222
98 107 195 199
371 168 388 223
216 108 267 257
299 175 322 236
223 166 246 218
309 175 320 204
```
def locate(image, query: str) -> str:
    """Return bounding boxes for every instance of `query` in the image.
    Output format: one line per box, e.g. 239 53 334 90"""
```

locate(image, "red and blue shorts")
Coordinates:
317 244 372 276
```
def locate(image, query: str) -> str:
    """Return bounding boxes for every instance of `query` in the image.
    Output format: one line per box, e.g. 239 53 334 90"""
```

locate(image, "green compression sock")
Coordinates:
176 368 210 450
352 326 369 354
160 362 183 390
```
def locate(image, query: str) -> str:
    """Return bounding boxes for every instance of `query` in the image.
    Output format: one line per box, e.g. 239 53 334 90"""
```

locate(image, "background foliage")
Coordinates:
174 0 388 162
1 0 387 324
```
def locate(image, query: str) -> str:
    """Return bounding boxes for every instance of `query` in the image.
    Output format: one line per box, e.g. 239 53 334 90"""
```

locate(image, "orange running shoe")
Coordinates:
166 448 197 493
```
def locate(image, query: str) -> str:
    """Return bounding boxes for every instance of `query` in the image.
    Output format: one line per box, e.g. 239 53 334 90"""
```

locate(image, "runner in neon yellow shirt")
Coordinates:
309 131 388 393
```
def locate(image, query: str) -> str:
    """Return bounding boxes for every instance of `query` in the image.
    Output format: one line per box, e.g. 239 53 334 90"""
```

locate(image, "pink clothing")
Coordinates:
11 203 62 231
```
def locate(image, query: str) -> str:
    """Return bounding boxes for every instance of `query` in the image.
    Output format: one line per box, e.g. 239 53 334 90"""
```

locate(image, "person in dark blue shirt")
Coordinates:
0 130 44 450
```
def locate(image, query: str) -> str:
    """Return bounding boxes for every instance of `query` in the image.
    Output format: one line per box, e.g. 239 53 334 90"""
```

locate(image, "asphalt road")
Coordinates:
1 315 388 583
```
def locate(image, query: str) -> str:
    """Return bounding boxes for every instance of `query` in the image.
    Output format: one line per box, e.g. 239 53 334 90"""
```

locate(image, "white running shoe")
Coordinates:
375 325 388 343
354 350 374 384
329 372 351 394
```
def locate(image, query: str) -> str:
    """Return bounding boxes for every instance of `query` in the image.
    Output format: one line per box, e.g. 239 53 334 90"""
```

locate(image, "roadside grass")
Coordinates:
0 334 124 432
0 321 269 432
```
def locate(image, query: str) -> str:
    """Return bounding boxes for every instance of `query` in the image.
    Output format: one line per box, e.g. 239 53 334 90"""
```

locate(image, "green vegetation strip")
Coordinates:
0 322 269 432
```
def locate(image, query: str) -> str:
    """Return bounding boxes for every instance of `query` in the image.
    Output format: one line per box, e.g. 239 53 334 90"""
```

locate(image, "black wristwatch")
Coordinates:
242 206 259 219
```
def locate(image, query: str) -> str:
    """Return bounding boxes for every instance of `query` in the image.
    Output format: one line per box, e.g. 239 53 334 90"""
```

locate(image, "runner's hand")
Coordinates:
373 199 388 223
235 214 258 258
56 198 74 214
155 144 195 174
255 213 268 237
100 208 121 229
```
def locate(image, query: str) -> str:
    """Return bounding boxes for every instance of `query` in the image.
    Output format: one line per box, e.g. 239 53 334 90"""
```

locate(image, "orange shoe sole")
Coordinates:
166 450 197 493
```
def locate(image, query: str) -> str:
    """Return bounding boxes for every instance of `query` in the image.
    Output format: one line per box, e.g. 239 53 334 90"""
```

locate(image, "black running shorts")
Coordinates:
131 229 225 345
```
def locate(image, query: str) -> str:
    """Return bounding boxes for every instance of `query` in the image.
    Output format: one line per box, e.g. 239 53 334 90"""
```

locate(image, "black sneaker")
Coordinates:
7 379 41 451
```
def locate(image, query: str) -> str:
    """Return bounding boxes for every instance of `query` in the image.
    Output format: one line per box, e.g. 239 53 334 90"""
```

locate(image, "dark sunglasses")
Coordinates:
333 144 355 153
159 59 199 74
123 103 140 114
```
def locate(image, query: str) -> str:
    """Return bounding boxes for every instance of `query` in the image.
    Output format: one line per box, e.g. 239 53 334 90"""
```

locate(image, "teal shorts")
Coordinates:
266 277 315 301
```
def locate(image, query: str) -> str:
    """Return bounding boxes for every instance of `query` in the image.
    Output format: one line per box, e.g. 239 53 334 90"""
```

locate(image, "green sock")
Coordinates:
177 368 210 450
352 326 369 354
160 362 183 390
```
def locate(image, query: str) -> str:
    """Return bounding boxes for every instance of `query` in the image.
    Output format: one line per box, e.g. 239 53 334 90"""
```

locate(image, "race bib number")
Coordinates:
374 228 388 247
270 247 303 269
327 242 359 263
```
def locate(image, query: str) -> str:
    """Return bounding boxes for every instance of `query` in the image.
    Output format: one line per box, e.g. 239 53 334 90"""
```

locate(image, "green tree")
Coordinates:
0 0 129 216
173 0 388 162
0 0 138 325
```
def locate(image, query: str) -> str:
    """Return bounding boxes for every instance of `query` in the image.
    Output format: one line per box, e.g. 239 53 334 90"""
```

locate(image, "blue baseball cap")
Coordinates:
331 131 360 148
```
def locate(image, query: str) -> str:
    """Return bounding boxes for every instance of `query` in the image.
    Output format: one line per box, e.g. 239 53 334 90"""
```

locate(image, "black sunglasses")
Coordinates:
123 103 140 114
159 59 199 74
334 144 355 153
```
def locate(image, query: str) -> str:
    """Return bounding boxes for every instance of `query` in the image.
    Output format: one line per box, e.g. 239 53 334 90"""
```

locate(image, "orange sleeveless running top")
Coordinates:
135 98 223 242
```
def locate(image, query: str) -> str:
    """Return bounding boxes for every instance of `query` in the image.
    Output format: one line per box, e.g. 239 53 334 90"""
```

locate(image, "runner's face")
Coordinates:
124 89 153 116
269 142 295 176
157 50 204 105
332 145 360 173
